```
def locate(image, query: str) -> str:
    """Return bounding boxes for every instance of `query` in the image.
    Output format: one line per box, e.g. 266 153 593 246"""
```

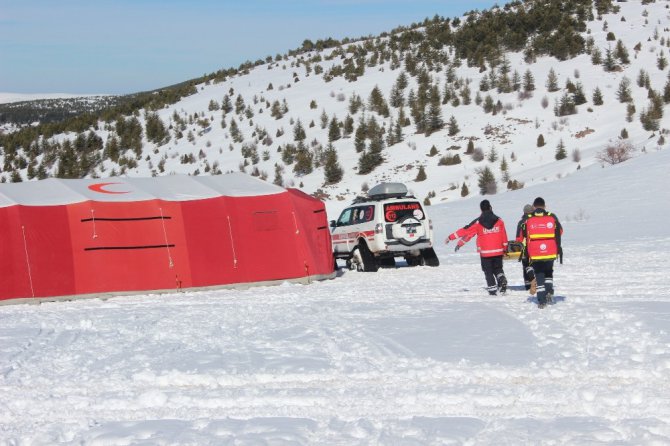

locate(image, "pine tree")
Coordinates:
591 47 602 65
512 70 521 91
426 84 444 135
593 87 604 105
460 182 469 197
368 85 390 117
323 143 343 185
614 40 630 64
573 82 587 105
466 139 475 154
293 141 313 175
343 115 355 137
663 73 670 103
616 77 632 103
328 116 341 142
500 156 510 182
555 139 567 160
477 166 497 195
447 116 460 136
235 94 245 114
293 119 306 142
354 121 366 153
273 163 283 186
523 69 535 92
546 68 559 92
393 113 404 143
487 146 498 163
222 95 232 114
320 110 328 129
537 134 545 147
603 47 617 72
659 53 668 70
415 165 427 182
229 118 243 143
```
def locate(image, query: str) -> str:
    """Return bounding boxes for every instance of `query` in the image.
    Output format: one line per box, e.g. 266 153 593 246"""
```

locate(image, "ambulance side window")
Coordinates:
337 208 353 227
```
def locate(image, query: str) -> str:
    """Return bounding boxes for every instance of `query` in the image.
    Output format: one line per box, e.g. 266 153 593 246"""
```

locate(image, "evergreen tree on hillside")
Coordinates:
426 84 444 136
229 118 243 143
328 116 341 142
293 142 313 176
208 99 220 111
116 116 143 156
603 47 617 72
415 165 427 182
348 93 364 114
546 68 559 92
512 70 521 92
664 73 670 103
461 182 469 197
555 92 577 116
616 77 632 103
447 116 460 136
145 112 169 146
614 40 630 64
222 95 232 114
555 139 567 160
323 143 343 185
235 94 245 114
593 87 604 105
293 119 307 142
343 115 355 138
320 109 329 129
273 163 284 187
368 85 390 117
477 166 497 195
573 82 587 105
354 120 367 153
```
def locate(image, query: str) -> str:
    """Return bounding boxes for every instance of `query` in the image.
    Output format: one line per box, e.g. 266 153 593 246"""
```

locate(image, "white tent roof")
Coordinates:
0 173 286 208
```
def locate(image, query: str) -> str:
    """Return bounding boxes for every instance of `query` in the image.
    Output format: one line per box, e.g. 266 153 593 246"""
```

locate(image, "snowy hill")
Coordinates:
1 132 669 444
1 1 668 212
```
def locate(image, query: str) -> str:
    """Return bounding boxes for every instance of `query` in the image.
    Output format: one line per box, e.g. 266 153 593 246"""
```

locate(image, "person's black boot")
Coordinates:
497 275 507 295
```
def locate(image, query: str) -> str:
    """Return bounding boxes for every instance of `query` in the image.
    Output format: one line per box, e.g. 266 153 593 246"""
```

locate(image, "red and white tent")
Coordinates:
0 174 335 303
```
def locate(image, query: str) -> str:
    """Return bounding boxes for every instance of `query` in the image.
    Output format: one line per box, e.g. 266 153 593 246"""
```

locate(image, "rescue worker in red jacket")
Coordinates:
518 197 563 309
446 199 509 295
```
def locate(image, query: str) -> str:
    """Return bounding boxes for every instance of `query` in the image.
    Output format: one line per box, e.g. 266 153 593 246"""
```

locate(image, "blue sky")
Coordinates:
0 0 500 95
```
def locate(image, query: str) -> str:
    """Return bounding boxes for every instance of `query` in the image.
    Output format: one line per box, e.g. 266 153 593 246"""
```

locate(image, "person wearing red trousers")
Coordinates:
519 197 564 309
446 200 509 295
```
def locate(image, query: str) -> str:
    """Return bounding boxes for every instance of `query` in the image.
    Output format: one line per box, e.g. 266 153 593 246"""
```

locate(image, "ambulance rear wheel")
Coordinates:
353 243 378 272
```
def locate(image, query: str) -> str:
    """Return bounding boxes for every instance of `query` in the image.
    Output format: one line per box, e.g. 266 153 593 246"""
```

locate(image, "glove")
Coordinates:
445 238 451 245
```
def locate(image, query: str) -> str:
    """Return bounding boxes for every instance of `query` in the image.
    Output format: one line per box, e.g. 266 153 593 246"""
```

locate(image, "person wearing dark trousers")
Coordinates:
446 200 509 295
522 197 563 309
516 204 535 292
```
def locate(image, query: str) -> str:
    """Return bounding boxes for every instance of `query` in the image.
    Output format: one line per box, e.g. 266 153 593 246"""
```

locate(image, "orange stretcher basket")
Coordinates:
503 241 524 261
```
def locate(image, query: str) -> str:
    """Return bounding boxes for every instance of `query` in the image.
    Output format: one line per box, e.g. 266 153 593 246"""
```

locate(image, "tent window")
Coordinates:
253 211 279 231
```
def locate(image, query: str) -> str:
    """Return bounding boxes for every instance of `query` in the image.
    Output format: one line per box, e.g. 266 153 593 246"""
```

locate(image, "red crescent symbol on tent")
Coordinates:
88 182 130 194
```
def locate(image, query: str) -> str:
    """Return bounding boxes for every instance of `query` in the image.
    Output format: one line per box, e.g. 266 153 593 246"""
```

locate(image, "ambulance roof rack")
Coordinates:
351 183 413 203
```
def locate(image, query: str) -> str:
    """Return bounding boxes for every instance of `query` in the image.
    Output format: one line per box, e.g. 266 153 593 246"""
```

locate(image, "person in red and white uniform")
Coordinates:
519 197 563 309
446 200 509 295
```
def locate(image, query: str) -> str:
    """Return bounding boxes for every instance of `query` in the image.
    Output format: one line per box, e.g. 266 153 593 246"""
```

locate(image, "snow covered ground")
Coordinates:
1 145 668 443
